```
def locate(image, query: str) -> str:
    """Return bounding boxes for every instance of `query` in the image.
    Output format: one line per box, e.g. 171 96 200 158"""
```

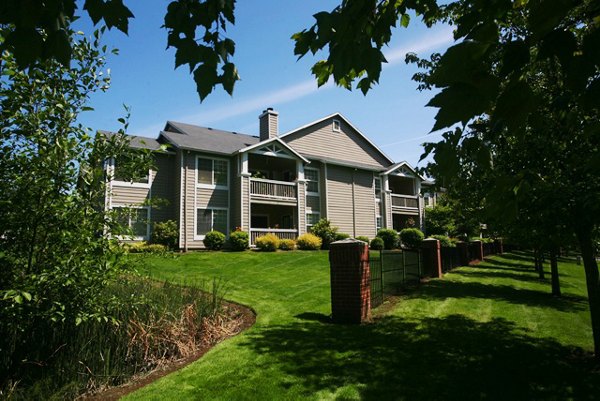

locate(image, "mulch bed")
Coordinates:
80 301 256 401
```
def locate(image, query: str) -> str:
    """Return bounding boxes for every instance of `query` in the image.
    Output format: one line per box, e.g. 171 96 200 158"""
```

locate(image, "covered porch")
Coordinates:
249 203 298 245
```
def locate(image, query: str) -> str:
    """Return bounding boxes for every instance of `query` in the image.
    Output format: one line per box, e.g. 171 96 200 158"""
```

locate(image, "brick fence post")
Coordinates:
329 239 371 324
457 241 470 266
494 238 504 254
421 238 442 278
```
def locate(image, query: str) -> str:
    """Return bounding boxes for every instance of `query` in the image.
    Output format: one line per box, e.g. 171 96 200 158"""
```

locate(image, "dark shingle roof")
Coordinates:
97 130 163 151
160 121 259 155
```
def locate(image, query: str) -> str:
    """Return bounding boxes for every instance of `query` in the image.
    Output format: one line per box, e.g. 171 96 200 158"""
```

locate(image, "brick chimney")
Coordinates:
259 108 278 141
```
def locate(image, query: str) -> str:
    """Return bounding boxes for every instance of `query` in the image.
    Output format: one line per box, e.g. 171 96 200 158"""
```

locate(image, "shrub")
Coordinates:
278 239 296 251
376 228 399 250
335 232 350 241
356 235 370 244
370 237 384 250
296 233 322 250
400 228 425 249
144 243 168 253
255 233 280 251
310 218 338 249
430 235 455 248
229 230 249 251
124 241 147 253
151 220 178 249
204 231 226 250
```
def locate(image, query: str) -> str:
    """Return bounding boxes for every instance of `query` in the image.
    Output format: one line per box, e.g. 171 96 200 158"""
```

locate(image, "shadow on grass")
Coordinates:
413 280 587 312
450 269 549 285
242 315 598 401
480 258 535 271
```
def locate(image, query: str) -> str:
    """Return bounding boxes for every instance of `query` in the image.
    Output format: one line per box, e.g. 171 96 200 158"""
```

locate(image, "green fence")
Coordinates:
370 249 422 308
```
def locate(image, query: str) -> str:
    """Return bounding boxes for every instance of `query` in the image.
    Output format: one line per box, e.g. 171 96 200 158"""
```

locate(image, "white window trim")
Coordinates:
111 205 151 241
109 158 153 189
306 211 321 230
196 156 230 190
194 207 230 240
305 167 320 196
332 119 341 132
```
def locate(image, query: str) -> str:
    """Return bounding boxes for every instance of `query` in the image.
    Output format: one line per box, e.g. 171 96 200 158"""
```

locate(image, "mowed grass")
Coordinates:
125 250 599 401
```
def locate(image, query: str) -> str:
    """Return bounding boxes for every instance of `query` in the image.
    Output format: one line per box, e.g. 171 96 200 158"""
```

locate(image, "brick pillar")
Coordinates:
494 238 504 254
329 239 371 324
457 241 469 266
421 238 442 278
472 240 484 261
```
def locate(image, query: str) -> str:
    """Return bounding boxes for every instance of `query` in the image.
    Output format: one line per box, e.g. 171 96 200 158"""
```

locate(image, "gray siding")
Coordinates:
326 165 377 238
151 153 176 223
241 175 250 232
283 117 390 168
111 186 149 205
297 181 306 236
230 156 241 230
196 188 229 209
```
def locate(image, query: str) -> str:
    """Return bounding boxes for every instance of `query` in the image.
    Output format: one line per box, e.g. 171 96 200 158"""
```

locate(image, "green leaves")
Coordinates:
493 79 537 132
84 0 134 33
164 0 239 101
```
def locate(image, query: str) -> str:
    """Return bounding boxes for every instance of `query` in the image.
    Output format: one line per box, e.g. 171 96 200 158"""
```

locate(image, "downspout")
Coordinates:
352 168 356 238
183 151 188 252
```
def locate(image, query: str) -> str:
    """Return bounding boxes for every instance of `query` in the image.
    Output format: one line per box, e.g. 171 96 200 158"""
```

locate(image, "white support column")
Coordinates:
296 159 305 181
241 152 249 175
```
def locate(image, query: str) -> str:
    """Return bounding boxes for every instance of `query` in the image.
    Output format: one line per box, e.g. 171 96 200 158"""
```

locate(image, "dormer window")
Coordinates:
332 119 341 132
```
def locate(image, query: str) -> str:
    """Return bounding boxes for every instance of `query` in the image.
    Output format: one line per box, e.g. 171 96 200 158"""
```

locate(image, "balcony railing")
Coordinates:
391 194 419 209
250 228 298 245
250 178 296 201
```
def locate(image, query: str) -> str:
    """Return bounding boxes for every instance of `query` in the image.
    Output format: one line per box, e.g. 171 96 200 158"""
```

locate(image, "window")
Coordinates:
306 212 320 231
112 156 150 185
196 208 228 238
332 119 341 132
305 168 319 194
197 157 228 188
376 216 383 232
374 177 382 200
112 206 149 239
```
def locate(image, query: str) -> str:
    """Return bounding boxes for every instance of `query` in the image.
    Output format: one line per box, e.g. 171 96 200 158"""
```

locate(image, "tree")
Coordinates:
0 27 152 378
1 0 598 358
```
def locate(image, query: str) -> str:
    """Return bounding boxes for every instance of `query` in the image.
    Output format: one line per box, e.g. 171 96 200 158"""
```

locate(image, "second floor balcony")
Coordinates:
391 193 419 210
250 178 297 203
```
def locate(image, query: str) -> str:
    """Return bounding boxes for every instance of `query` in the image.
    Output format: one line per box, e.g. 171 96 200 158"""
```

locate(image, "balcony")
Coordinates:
250 228 298 245
250 178 297 204
391 194 419 210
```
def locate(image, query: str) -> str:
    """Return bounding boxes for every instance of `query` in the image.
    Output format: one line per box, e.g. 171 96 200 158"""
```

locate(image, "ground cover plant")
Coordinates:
124 250 598 401
2 275 226 400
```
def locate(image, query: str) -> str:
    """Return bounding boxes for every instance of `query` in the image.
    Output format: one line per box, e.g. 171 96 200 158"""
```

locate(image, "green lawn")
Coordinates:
124 251 599 401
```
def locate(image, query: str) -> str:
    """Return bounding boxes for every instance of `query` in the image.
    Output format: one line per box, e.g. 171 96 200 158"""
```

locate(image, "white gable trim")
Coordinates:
280 112 395 165
236 137 310 164
382 161 425 180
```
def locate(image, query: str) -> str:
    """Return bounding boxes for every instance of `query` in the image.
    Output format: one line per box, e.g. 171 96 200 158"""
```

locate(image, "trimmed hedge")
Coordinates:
204 231 226 250
278 239 296 251
356 236 370 244
229 230 249 251
296 233 322 250
376 228 399 250
335 232 350 241
255 234 279 252
151 220 178 249
430 234 455 248
400 228 424 249
370 237 384 250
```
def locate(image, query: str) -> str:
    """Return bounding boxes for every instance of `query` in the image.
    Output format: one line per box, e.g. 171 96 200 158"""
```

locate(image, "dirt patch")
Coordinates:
80 301 256 401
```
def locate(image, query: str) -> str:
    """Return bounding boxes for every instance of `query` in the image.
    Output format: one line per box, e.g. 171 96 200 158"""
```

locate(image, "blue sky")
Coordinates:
77 1 454 166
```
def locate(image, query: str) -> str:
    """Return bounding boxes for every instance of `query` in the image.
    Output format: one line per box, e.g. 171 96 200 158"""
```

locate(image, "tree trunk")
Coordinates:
536 248 545 279
577 228 600 359
550 248 561 297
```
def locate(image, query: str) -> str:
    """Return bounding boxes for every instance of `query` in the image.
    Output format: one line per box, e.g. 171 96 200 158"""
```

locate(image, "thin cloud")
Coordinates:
135 27 454 134
381 131 443 147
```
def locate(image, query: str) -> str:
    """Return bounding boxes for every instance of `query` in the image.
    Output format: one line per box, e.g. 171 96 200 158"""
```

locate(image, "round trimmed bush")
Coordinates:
335 232 350 241
255 233 279 251
278 239 296 251
204 230 226 250
430 234 454 248
229 230 249 251
376 228 399 250
370 237 384 250
356 236 370 244
400 228 425 249
296 233 322 250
